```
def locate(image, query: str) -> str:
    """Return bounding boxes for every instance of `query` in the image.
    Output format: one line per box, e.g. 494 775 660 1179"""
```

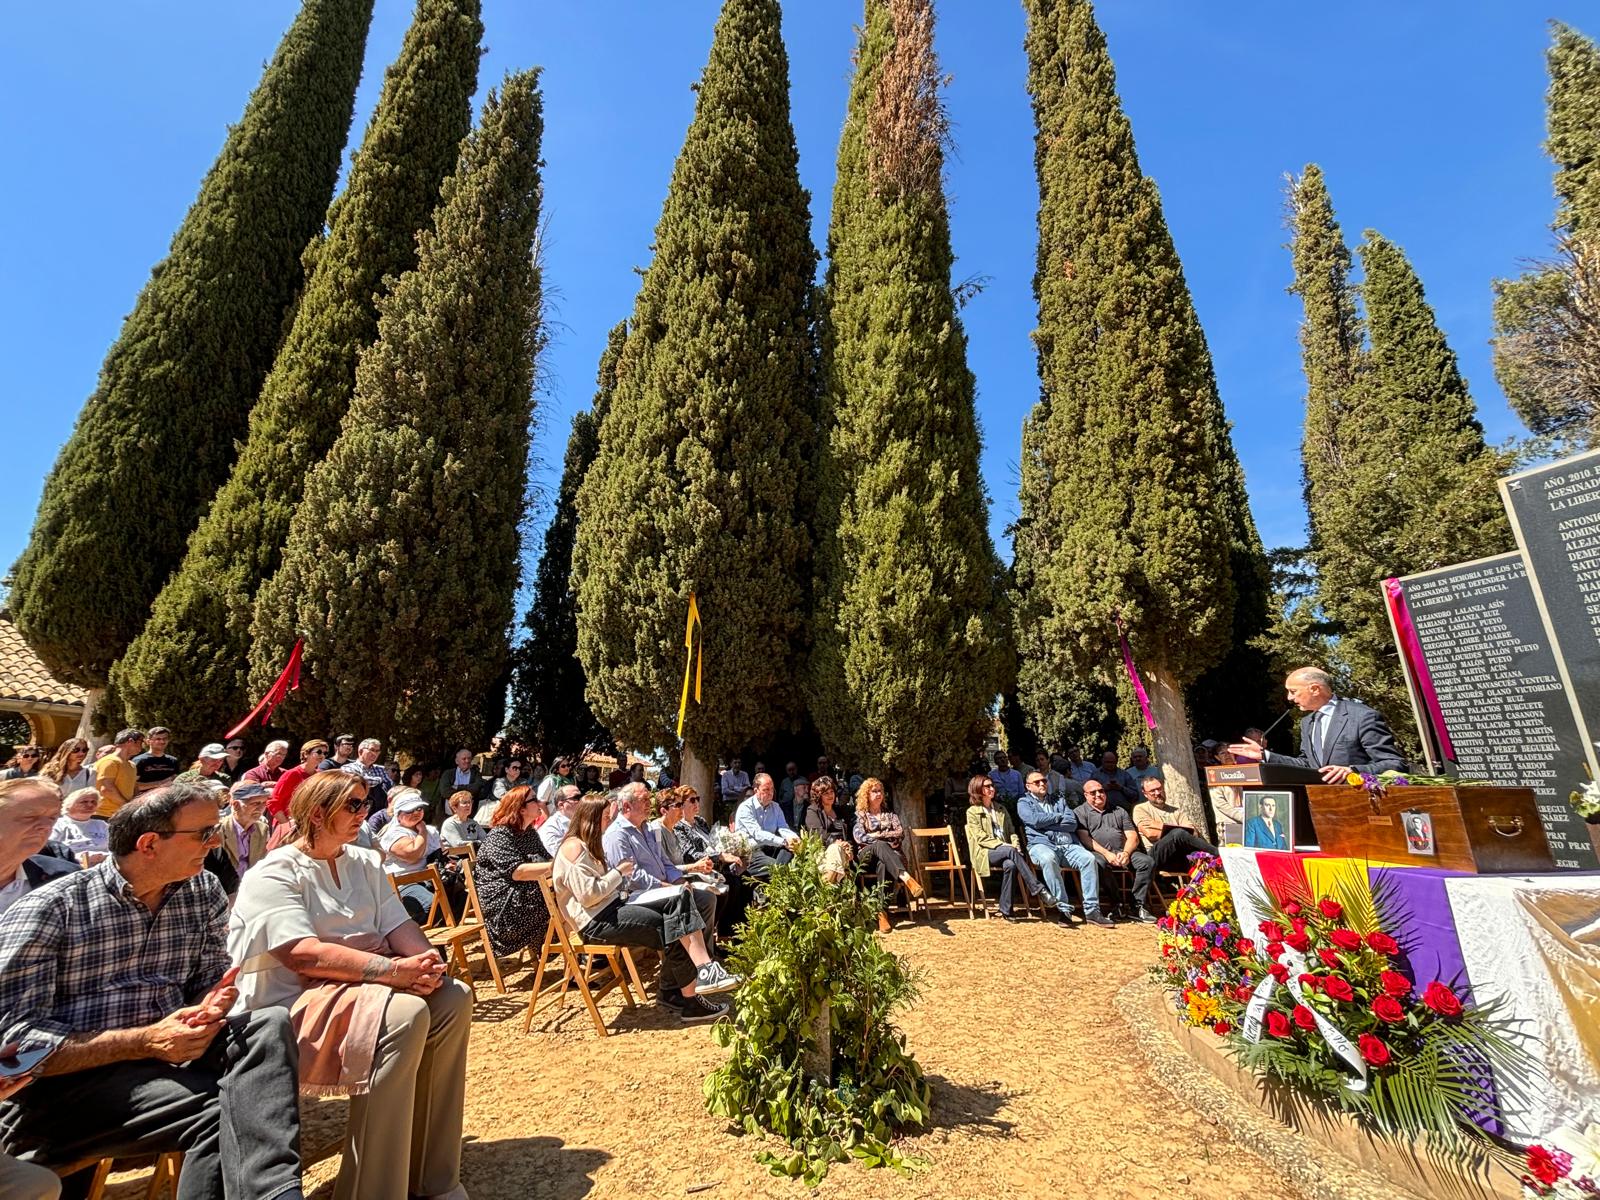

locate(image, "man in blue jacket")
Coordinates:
1017 771 1112 927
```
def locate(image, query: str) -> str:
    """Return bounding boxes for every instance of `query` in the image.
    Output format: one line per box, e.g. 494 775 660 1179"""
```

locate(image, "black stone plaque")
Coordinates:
1396 552 1598 869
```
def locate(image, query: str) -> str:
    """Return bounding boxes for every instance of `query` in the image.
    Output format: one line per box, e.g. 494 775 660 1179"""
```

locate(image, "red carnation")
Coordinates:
1358 1033 1392 1067
1193 978 1209 992
1284 901 1302 916
1366 931 1400 956
1210 947 1229 962
1322 977 1354 1002
1213 1021 1232 1036
1235 938 1255 956
1265 1011 1291 1039
1422 981 1463 1018
1526 1145 1566 1187
1296 973 1319 991
1267 940 1285 961
1259 920 1284 942
1318 898 1343 920
1268 963 1289 982
1371 995 1405 1024
1317 948 1342 970
1292 1004 1317 1030
1191 935 1207 952
1379 970 1412 998
1328 928 1363 952
1234 985 1254 1003
1161 944 1173 957
1284 931 1311 953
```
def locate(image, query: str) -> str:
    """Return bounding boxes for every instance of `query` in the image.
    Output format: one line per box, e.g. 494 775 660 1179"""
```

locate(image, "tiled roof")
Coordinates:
0 617 87 708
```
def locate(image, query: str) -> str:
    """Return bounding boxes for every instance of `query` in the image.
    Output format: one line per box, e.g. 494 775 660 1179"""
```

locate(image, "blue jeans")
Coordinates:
1028 840 1100 914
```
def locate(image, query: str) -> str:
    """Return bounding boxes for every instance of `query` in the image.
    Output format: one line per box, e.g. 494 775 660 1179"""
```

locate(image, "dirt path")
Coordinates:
283 912 1292 1199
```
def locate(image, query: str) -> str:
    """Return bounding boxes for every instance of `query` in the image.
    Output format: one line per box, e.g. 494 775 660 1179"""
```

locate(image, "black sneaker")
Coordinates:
1084 910 1114 927
680 994 728 1024
1136 908 1161 924
999 912 1027 923
657 987 687 1014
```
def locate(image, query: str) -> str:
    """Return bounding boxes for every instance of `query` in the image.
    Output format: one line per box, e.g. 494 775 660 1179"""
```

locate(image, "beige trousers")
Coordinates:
0 1154 60 1200
336 978 473 1200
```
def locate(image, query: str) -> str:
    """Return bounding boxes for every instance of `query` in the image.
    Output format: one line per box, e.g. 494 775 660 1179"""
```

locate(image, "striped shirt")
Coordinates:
0 858 230 1058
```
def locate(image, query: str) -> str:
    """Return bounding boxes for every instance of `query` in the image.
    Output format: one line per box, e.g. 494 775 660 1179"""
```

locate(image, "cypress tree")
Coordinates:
9 0 373 689
112 0 483 748
808 0 1011 838
247 71 545 754
572 0 817 798
1012 0 1238 829
1493 23 1600 450
507 324 624 756
1292 168 1512 737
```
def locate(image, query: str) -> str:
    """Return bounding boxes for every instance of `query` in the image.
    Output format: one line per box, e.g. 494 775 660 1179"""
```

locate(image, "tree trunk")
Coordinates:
801 998 833 1083
893 776 927 874
1144 666 1207 834
681 742 715 820
77 687 103 747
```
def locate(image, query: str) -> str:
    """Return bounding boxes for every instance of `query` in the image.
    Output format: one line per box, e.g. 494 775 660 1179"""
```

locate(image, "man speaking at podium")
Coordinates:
1228 667 1407 785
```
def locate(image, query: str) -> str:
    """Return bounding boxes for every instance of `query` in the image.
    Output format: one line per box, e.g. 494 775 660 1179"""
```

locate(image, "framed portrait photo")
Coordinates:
1241 790 1294 851
1402 809 1436 857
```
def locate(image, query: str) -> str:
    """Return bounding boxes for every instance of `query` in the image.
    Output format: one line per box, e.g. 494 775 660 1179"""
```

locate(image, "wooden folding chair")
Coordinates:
522 874 648 1038
389 864 454 928
444 842 478 864
430 860 505 994
909 826 970 917
958 825 1046 920
66 1151 183 1200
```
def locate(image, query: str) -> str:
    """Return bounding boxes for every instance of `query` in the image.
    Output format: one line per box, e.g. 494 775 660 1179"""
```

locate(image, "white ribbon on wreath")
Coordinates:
1241 945 1370 1094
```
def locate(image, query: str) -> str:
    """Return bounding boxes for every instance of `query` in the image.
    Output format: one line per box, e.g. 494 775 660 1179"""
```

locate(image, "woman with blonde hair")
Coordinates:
851 777 925 931
475 784 555 958
39 738 93 794
552 795 740 1024
229 769 471 1200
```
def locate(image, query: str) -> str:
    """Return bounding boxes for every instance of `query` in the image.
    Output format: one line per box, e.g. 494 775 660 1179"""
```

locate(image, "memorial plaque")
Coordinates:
1394 553 1598 869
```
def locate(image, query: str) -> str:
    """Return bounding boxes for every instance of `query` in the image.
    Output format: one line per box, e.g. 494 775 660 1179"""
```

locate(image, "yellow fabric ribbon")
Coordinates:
676 593 702 738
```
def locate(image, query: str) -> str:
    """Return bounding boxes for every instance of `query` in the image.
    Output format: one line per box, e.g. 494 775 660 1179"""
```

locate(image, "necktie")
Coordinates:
1309 710 1324 765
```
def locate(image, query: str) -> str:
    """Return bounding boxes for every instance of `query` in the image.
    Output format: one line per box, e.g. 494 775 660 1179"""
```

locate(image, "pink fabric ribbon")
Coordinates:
1383 578 1454 761
1115 614 1157 730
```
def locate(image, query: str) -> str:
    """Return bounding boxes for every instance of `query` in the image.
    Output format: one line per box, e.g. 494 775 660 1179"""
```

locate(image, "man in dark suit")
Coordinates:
1228 666 1408 784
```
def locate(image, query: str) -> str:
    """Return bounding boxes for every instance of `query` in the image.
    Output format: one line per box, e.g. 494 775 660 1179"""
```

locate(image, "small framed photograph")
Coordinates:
1242 790 1294 851
1402 810 1436 857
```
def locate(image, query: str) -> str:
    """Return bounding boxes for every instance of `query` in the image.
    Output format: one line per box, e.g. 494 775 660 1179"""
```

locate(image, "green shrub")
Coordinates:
704 838 930 1183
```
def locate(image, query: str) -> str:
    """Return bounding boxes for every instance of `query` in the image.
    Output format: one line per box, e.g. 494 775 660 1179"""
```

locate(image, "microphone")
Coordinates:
1257 707 1293 739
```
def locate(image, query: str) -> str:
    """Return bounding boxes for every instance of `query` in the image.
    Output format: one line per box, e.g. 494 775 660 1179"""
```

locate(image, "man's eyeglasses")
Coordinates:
1083 788 1106 798
160 824 223 843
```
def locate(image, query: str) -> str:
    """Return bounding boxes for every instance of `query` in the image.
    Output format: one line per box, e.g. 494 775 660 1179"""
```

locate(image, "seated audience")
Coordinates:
51 786 110 867
0 779 76 915
348 738 391 813
604 782 719 964
227 771 469 1200
965 775 1047 920
439 790 485 848
489 758 525 805
804 775 854 882
1091 751 1138 811
177 743 229 784
1131 777 1216 875
553 795 738 1023
778 761 802 825
670 786 752 935
378 790 447 919
243 739 290 785
219 738 248 786
987 751 1024 803
649 786 699 869
1064 744 1096 783
204 779 272 898
1125 745 1163 790
539 784 581 856
536 756 573 806
1033 750 1072 801
1017 770 1110 927
267 739 329 825
476 785 555 959
94 728 144 818
734 773 799 877
719 756 752 807
0 781 302 1197
1208 746 1244 836
1075 779 1158 923
849 778 925 933
39 739 93 797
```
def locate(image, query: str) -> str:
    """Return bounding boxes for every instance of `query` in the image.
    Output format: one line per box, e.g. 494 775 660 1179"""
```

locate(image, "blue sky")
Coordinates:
0 1 1569 592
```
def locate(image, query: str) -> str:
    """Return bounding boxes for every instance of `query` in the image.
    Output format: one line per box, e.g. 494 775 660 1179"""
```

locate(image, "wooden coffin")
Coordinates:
1305 784 1555 874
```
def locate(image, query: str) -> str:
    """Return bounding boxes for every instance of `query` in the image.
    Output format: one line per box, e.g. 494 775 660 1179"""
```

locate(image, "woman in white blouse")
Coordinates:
228 770 469 1200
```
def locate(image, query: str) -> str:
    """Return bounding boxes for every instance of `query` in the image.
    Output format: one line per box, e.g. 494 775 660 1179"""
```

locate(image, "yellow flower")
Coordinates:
1346 772 1364 786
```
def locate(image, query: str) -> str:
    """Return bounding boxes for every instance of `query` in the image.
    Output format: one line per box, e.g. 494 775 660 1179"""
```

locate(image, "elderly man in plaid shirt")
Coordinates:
0 780 304 1200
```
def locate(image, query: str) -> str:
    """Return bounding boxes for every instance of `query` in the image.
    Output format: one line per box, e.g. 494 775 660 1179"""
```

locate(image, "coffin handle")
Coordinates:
1486 815 1525 838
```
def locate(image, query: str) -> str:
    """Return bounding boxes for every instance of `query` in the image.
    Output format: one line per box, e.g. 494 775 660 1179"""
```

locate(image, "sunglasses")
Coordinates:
341 797 369 815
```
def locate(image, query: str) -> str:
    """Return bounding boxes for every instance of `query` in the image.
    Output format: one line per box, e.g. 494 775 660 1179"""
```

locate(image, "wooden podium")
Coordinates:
1204 762 1326 847
1306 784 1555 874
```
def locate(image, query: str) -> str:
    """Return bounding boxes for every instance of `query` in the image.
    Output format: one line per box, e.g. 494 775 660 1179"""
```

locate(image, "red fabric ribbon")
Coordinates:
1383 578 1454 762
225 639 303 740
1115 613 1157 731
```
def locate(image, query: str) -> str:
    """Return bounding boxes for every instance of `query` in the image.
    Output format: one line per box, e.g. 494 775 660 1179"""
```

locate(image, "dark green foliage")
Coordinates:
9 0 373 687
1292 166 1511 739
1253 547 1341 690
807 0 1012 814
705 839 929 1183
111 0 483 748
572 0 818 762
1011 0 1239 824
1493 24 1600 450
507 324 622 755
246 72 545 756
